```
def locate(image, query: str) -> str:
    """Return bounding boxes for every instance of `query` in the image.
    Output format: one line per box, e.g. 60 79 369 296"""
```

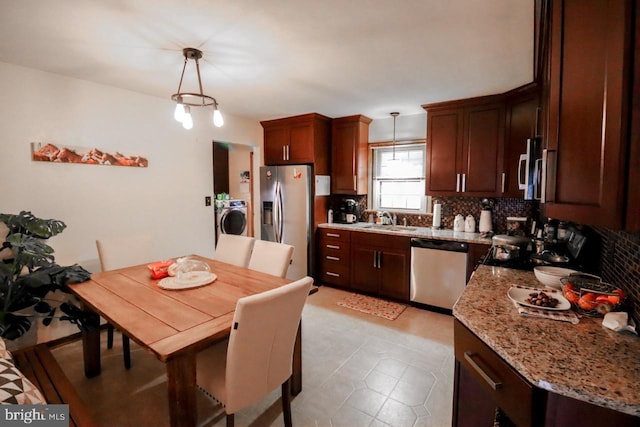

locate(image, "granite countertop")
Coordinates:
454 265 640 417
319 222 492 245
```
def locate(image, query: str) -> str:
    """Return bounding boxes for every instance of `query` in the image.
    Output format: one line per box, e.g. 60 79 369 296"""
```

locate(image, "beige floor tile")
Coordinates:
49 285 454 427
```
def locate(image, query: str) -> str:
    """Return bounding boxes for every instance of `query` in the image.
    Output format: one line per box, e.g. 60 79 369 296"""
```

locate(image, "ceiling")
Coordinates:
0 0 534 122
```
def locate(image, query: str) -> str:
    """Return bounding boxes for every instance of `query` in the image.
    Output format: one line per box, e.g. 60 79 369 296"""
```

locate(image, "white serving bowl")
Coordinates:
534 266 578 290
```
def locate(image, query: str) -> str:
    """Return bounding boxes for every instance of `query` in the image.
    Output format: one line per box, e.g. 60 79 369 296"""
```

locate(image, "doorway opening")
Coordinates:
213 141 254 237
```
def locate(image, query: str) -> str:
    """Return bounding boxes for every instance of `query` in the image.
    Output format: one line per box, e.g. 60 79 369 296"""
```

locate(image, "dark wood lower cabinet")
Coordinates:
466 243 490 283
350 232 410 301
316 229 410 301
350 245 379 294
454 320 639 427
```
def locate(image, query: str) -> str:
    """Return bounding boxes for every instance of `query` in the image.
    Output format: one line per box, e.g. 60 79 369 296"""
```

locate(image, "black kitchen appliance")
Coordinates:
336 198 358 224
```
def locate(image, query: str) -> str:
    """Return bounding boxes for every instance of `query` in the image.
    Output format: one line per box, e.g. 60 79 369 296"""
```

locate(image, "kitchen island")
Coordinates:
453 265 639 426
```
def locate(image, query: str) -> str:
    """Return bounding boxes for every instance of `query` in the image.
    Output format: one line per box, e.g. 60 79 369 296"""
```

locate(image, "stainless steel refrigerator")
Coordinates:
259 165 313 280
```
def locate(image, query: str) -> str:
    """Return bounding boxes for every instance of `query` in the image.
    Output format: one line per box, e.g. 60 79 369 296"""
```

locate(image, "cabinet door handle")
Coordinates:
286 144 290 160
282 145 286 161
463 352 503 390
326 233 340 238
326 256 340 261
353 175 357 191
326 244 340 250
456 174 461 192
373 251 378 268
462 174 466 192
326 272 340 277
377 251 382 269
501 172 506 193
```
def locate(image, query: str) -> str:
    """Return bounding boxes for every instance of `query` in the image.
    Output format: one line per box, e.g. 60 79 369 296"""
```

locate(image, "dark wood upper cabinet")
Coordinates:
628 4 640 231
423 96 504 197
261 113 331 174
543 0 636 229
331 115 372 195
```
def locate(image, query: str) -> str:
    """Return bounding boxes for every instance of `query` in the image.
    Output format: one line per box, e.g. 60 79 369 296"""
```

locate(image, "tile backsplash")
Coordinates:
592 228 640 323
358 196 538 234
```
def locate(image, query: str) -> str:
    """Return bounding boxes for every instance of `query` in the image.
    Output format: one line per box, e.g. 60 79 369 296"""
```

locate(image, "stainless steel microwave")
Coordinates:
519 137 542 200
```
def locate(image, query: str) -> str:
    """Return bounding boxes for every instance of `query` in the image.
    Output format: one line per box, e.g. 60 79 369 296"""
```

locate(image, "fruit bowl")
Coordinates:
560 273 625 317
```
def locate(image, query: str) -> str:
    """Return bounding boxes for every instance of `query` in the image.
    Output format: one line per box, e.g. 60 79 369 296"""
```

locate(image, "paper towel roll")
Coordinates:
432 203 442 228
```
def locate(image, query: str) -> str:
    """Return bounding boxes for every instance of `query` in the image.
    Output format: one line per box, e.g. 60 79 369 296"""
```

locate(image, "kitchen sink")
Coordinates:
361 224 417 232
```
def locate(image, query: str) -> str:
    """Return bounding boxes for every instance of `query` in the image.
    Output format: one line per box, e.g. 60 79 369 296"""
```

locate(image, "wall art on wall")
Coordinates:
30 142 148 167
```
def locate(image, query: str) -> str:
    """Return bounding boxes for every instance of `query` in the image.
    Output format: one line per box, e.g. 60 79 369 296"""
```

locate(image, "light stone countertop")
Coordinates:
318 222 493 245
454 265 640 417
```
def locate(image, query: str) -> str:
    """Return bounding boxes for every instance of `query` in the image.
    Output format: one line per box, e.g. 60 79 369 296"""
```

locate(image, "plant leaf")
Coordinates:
0 211 66 239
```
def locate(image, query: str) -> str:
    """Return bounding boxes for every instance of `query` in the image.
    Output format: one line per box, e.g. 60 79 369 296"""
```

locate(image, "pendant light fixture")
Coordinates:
390 112 399 160
171 48 224 130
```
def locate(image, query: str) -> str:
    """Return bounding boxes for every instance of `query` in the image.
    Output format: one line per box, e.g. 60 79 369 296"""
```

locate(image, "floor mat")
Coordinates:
336 293 408 320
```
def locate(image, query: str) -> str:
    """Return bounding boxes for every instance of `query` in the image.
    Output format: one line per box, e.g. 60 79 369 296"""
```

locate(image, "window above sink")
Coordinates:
370 142 431 214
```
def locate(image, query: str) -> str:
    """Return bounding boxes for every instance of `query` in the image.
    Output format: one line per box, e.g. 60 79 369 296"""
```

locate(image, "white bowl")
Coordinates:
534 266 578 290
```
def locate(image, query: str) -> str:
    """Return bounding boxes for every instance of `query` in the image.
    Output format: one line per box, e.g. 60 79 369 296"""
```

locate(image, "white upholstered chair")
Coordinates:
196 276 313 427
96 234 153 369
248 240 294 278
214 234 255 268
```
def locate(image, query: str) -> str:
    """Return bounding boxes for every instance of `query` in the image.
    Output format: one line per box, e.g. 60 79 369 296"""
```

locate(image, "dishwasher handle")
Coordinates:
410 238 468 253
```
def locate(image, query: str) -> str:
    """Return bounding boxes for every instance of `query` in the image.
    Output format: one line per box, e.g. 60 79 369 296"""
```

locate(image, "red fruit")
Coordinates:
578 293 597 310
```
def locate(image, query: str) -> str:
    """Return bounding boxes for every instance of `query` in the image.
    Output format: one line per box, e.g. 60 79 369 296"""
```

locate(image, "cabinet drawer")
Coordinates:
454 320 536 427
319 250 349 265
319 242 349 258
319 264 350 287
319 229 350 244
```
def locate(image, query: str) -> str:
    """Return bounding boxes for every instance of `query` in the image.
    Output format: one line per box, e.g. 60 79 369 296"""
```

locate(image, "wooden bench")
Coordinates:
12 344 97 427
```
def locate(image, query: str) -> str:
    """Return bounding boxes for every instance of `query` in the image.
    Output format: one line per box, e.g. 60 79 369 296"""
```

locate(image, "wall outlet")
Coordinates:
205 196 212 206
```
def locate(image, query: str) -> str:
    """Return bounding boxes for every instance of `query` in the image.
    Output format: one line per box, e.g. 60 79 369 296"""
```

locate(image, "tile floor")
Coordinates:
51 286 455 427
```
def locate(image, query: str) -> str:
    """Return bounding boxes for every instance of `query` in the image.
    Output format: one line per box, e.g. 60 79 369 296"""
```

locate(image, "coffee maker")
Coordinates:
337 198 358 223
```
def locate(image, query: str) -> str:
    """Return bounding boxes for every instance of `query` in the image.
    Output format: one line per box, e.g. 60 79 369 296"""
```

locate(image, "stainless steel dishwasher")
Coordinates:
410 238 469 310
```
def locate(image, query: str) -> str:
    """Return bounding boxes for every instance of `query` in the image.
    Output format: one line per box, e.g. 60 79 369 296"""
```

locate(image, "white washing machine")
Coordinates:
216 199 248 237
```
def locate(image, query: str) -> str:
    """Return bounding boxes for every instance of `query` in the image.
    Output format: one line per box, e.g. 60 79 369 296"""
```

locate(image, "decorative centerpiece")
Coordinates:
0 211 91 340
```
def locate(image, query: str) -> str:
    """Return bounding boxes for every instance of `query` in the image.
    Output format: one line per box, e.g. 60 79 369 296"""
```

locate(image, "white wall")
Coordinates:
368 113 426 142
0 62 262 272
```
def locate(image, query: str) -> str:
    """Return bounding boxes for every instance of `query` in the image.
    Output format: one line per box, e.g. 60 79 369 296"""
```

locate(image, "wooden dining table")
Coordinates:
67 255 309 427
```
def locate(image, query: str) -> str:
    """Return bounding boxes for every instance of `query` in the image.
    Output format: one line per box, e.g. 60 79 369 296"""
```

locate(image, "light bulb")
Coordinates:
213 108 224 127
174 100 185 122
182 107 193 130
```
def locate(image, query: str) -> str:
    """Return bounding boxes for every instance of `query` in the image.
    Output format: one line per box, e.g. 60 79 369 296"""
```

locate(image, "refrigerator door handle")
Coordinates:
273 181 281 243
275 181 285 243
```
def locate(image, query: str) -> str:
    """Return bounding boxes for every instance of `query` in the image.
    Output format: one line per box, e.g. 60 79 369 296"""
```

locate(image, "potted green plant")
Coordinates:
0 211 92 340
